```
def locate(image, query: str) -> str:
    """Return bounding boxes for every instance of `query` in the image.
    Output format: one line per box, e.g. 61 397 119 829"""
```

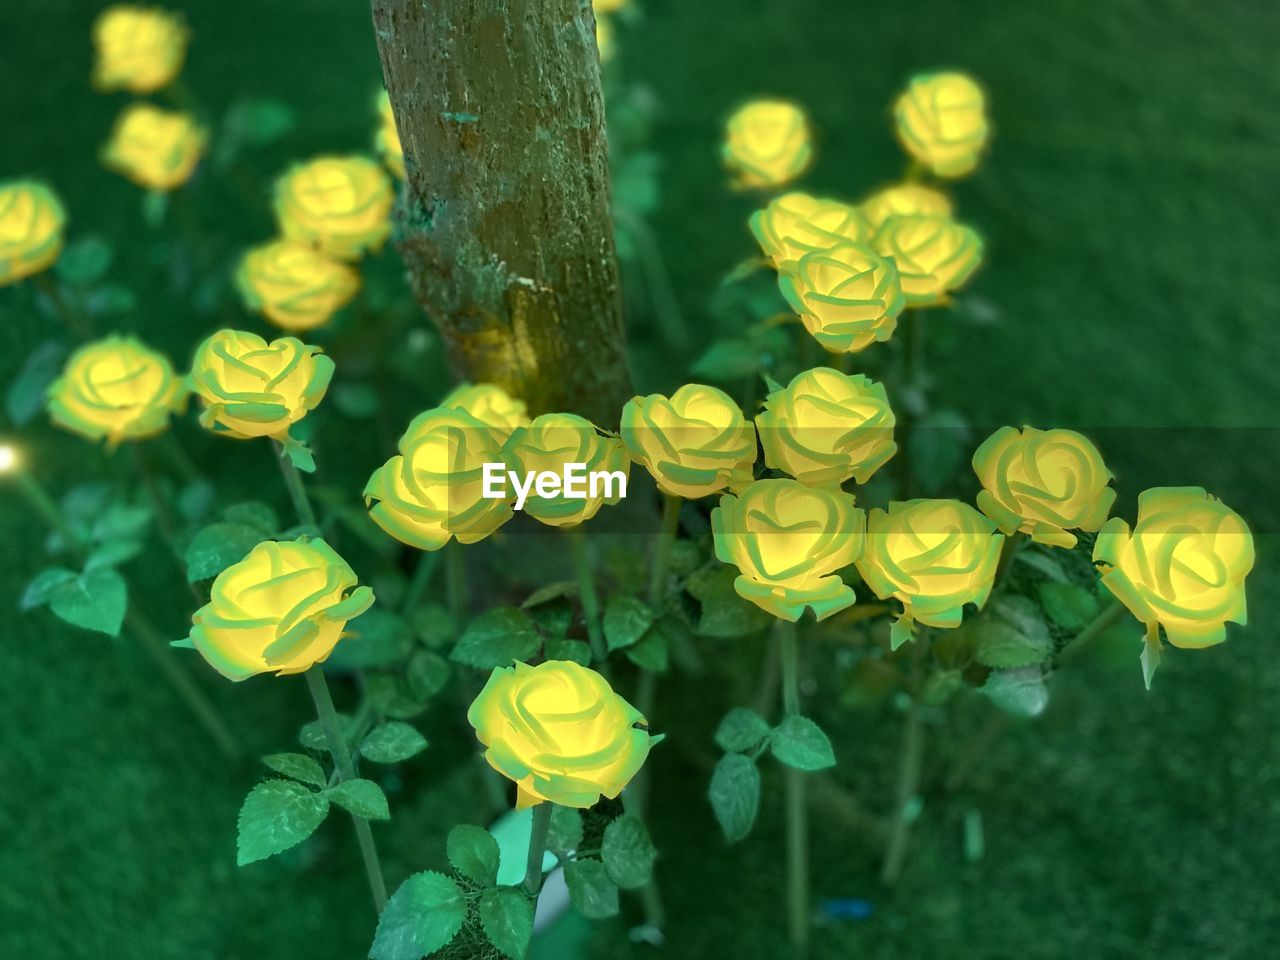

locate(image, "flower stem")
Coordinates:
567 529 604 662
445 541 467 621
777 618 809 952
1055 600 1126 667
130 443 203 605
523 801 554 897
401 548 440 613
647 494 681 608
993 530 1026 591
272 439 319 532
304 665 389 913
881 636 927 886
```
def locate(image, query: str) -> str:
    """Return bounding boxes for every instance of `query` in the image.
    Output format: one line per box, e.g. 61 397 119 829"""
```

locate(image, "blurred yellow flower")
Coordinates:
1094 487 1254 649
723 100 812 190
857 499 1002 645
364 407 514 551
757 368 896 486
440 382 529 442
593 0 628 12
0 181 65 287
47 334 184 445
274 156 393 260
374 91 405 180
469 659 655 809
894 71 989 178
190 329 333 440
101 103 206 192
596 14 615 62
749 192 872 269
973 426 1115 548
501 413 629 527
711 478 864 621
92 5 189 94
860 182 953 230
188 538 374 681
777 242 904 353
621 384 757 499
235 239 360 333
873 214 982 306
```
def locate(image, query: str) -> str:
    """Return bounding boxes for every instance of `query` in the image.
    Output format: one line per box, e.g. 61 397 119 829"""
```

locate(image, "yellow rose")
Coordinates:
711 478 864 621
777 242 905 353
973 426 1115 549
274 156 394 261
190 329 333 440
756 368 896 486
893 71 989 178
468 659 656 809
860 182 953 230
440 383 530 442
873 214 982 307
101 103 206 192
0 181 66 287
593 0 627 12
92 5 189 94
374 91 405 180
620 384 757 499
857 499 1003 645
501 413 629 527
1093 487 1254 649
749 192 872 269
596 14 615 62
47 334 185 445
364 407 513 551
235 239 360 333
723 100 813 190
187 538 374 681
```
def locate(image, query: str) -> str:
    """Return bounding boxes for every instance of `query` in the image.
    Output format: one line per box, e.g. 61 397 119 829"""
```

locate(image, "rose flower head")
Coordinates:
723 100 813 190
749 192 872 269
893 71 989 178
0 180 66 287
273 155 394 261
777 242 905 354
235 239 360 333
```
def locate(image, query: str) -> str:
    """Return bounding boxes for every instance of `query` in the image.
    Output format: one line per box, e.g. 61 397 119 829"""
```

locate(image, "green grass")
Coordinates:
2 0 1278 957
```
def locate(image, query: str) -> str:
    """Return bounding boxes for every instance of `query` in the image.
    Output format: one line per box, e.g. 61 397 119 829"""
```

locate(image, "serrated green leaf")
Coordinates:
982 666 1049 717
407 649 450 700
603 595 653 651
360 722 428 764
84 539 143 571
411 602 457 649
545 637 593 666
326 779 390 820
6 339 66 426
1015 548 1070 583
299 713 354 751
691 339 760 380
370 871 466 960
1038 581 1101 632
521 580 578 608
221 500 279 535
236 780 330 866
262 752 325 788
327 608 414 670
478 887 534 960
624 624 669 672
365 672 430 721
547 806 583 854
564 859 620 918
709 753 760 843
20 567 77 611
446 824 500 885
971 595 1054 668
451 607 541 668
770 715 836 771
686 566 772 638
48 567 127 636
714 707 771 753
185 522 263 582
602 814 656 889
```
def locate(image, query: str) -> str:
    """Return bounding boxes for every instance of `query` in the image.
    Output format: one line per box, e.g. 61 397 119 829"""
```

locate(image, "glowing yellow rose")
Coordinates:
873 214 982 307
756 368 896 487
0 181 66 287
273 156 394 261
857 499 1002 645
723 100 812 190
374 91 405 180
973 426 1115 549
777 242 904 353
593 0 627 12
596 14 615 62
501 413 629 527
92 5 189 94
1093 487 1253 649
190 329 333 440
620 384 757 499
469 659 656 809
187 538 374 681
101 103 206 192
235 239 360 333
47 335 184 445
440 383 530 442
711 478 864 621
894 71 989 178
749 192 872 269
860 182 953 230
364 407 513 551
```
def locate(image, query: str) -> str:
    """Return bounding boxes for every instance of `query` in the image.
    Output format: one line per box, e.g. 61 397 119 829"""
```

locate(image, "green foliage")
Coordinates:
261 752 326 788
971 595 1054 668
601 814 656 889
623 621 670 672
406 650 451 700
477 887 534 960
24 566 128 636
547 805 584 854
603 595 653 651
55 236 113 287
564 859 620 919
709 753 760 843
360 722 429 764
5 338 66 425
299 713 354 751
325 779 390 820
982 666 1050 717
770 715 836 771
236 780 330 866
907 408 972 494
329 608 415 670
451 607 540 668
370 871 466 960
685 566 772 638
544 637 593 666
1039 581 1101 632
446 824 500 886
184 522 264 582
714 707 771 753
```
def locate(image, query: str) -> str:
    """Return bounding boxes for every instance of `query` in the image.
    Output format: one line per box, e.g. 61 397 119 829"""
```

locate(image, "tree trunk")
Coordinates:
371 0 632 427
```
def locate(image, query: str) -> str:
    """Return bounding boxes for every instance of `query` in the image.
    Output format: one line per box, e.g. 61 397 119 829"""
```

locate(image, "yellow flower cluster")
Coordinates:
0 181 66 287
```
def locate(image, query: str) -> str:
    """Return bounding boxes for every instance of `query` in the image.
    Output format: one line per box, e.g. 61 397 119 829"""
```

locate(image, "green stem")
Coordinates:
567 529 604 662
647 494 681 608
272 439 319 531
1055 601 1126 666
13 469 81 550
304 665 389 913
523 801 554 897
777 619 808 952
832 351 853 374
34 273 91 340
881 636 927 886
402 549 441 613
992 530 1026 591
130 443 203 605
445 541 467 621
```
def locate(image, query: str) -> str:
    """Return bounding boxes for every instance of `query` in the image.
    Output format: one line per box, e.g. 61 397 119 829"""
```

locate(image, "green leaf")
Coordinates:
280 435 316 473
770 715 836 771
982 666 1049 717
685 566 772 638
48 567 128 636
451 607 541 668
547 806 584 854
262 752 326 788
1142 629 1162 690
714 707 771 753
603 595 653 651
411 602 457 650
365 672 430 721
624 624 669 672
84 539 143 571
601 814 656 889
6 339 66 426
360 722 429 764
221 500 280 535
327 608 414 670
446 824 500 886
1015 547 1070 583
544 637 593 666
185 522 264 582
226 97 297 146
407 649 451 700
564 859 620 919
970 595 1054 668
478 887 534 960
370 871 466 960
21 567 77 610
325 779 390 820
93 503 151 543
236 780 330 866
299 713 354 751
85 282 136 317
521 580 578 608
55 235 113 286
691 339 761 380
1038 581 1101 632
709 753 760 843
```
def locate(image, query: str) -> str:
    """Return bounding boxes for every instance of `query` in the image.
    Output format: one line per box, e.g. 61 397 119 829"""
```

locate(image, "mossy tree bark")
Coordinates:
371 0 632 427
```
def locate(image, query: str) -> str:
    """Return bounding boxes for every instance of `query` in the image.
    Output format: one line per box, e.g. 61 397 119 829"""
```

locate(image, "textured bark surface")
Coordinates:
371 0 632 427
